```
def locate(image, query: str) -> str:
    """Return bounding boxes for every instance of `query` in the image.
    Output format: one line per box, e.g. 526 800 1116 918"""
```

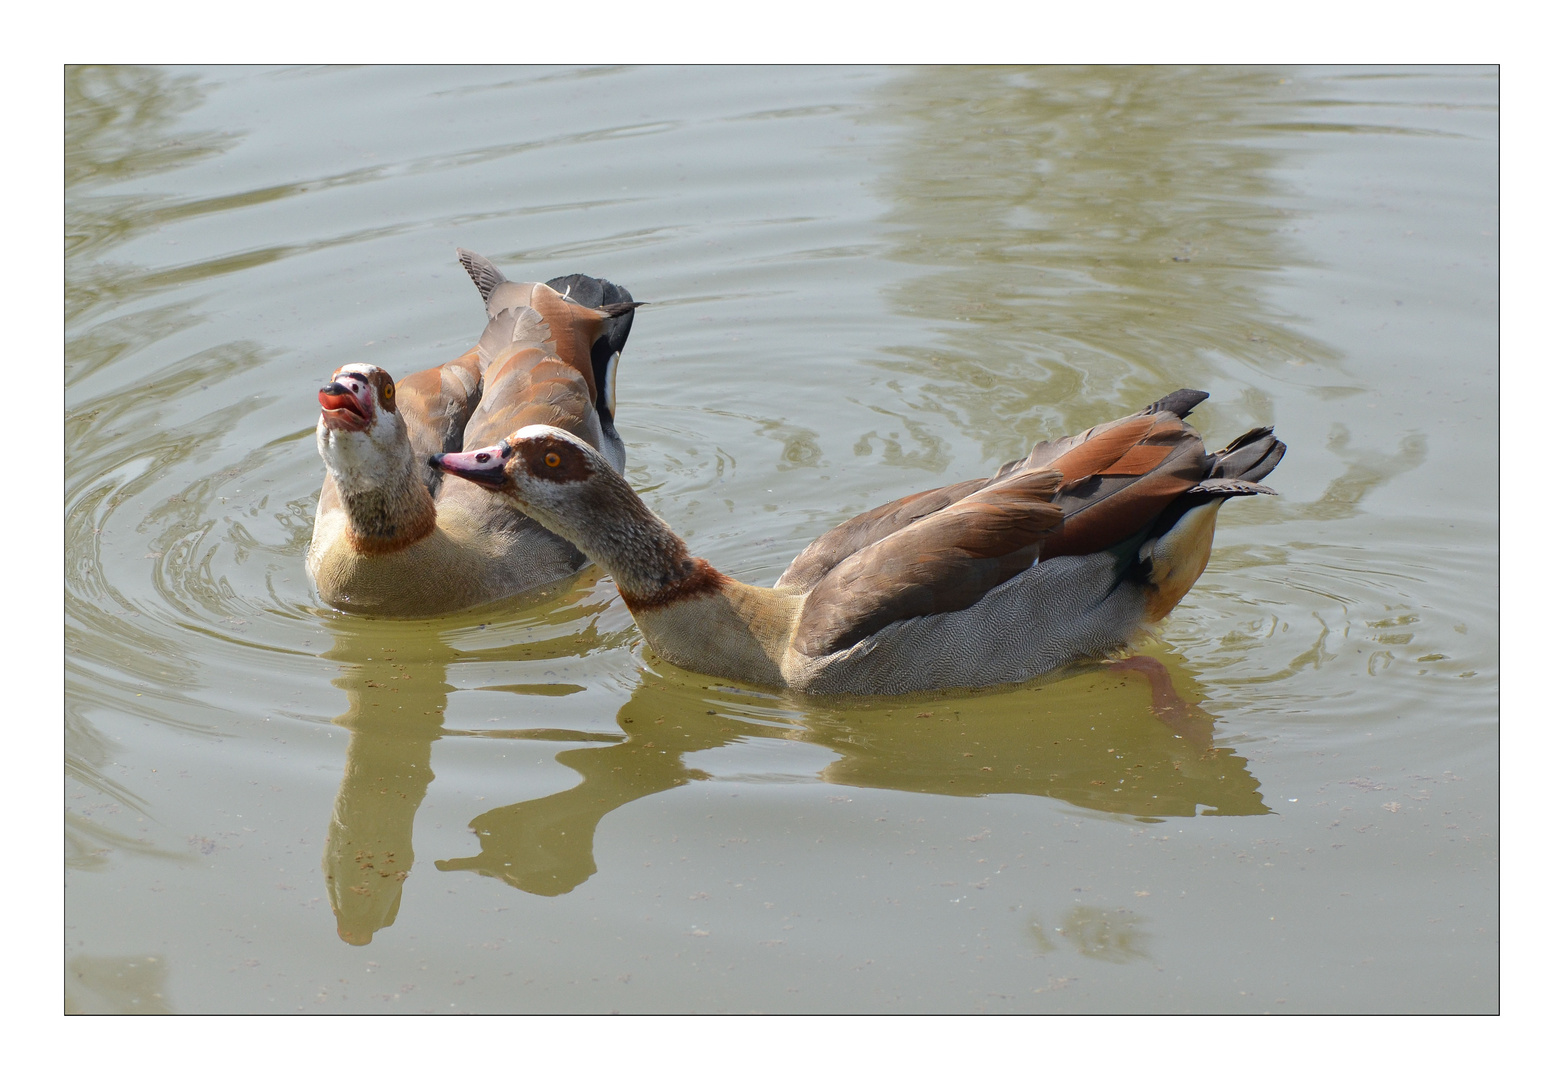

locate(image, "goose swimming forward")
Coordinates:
307 249 638 615
430 391 1282 693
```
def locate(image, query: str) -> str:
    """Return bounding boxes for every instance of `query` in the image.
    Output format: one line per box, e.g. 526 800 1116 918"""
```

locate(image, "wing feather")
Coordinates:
1040 433 1210 558
461 352 597 450
395 349 484 491
792 469 1064 657
786 389 1277 658
774 478 989 592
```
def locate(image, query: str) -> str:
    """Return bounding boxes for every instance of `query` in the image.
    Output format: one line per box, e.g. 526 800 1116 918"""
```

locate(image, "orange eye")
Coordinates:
544 452 561 468
381 383 395 405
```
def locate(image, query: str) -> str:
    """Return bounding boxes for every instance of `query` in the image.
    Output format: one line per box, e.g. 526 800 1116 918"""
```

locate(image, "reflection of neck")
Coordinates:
326 722 435 944
323 630 451 945
435 683 740 897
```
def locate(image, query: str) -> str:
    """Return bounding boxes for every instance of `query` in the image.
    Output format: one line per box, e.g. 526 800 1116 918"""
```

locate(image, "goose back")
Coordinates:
772 391 1285 692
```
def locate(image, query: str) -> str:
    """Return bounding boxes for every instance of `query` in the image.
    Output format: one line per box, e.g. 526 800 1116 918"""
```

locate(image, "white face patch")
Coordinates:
511 424 595 453
316 367 410 493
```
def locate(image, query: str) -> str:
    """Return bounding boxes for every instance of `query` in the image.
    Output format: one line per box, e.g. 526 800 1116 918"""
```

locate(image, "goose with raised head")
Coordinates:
307 249 640 615
430 391 1283 693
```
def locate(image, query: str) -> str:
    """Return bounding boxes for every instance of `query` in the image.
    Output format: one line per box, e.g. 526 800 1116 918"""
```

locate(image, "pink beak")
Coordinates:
430 444 510 489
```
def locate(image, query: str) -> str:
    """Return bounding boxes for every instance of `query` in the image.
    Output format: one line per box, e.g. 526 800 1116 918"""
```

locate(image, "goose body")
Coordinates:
432 391 1283 693
307 250 638 615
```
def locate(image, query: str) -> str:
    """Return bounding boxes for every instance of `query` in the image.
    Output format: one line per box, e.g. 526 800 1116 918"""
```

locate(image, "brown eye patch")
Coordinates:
365 368 397 412
521 435 593 482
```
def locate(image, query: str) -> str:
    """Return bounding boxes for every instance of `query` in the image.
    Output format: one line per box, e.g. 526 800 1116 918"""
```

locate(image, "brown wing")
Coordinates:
458 249 612 406
521 283 613 405
773 400 1188 591
393 253 591 478
789 391 1228 657
989 393 1218 561
1039 411 1212 559
774 477 990 592
458 296 607 450
461 349 597 451
396 348 484 459
792 469 1065 658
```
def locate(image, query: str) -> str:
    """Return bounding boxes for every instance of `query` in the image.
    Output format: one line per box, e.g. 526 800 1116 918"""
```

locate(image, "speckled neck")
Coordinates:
342 482 437 554
318 417 436 554
534 467 721 605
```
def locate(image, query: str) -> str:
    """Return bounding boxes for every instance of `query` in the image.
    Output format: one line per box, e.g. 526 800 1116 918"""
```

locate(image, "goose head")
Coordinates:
429 425 607 535
431 425 690 597
316 363 415 493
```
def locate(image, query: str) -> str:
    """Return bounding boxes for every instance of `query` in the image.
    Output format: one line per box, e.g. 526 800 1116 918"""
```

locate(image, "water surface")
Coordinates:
65 65 1496 1013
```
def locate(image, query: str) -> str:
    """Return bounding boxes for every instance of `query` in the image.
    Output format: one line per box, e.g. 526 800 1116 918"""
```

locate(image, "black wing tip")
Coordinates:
598 300 645 318
1144 389 1210 419
543 273 636 309
1211 429 1286 483
1221 425 1275 449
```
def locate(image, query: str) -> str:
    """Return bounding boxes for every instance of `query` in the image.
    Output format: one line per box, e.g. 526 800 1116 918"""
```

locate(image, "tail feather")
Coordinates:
1127 427 1283 619
1142 388 1209 419
457 248 508 305
1209 426 1285 483
1187 477 1276 498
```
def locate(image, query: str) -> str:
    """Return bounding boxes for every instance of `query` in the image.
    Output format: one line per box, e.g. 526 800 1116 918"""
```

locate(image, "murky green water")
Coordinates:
65 65 1496 1014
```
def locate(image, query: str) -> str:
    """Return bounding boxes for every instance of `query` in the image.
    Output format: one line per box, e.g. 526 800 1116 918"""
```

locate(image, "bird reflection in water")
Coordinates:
319 598 1267 943
318 621 448 945
316 575 621 945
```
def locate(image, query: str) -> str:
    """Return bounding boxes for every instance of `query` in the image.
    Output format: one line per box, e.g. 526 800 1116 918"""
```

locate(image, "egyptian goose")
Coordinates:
430 391 1283 693
307 250 639 614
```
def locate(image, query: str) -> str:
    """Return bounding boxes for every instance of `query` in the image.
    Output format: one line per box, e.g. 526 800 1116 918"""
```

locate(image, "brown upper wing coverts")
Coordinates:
792 469 1065 657
785 391 1258 658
